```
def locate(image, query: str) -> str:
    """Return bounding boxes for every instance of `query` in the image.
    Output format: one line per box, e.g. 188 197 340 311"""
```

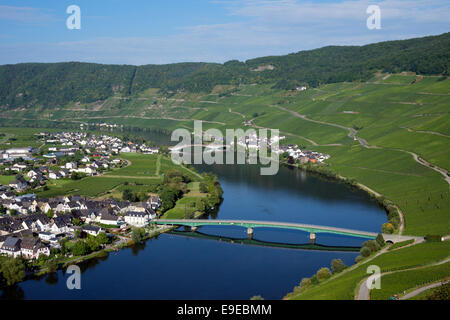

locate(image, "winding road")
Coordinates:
357 257 450 300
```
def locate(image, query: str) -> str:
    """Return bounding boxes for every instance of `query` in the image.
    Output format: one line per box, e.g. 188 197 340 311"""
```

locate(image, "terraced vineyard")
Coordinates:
1 73 449 300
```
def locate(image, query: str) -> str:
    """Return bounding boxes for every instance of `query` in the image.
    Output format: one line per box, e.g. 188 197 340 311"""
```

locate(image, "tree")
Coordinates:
376 233 385 247
0 257 25 286
86 237 100 252
46 209 54 219
250 295 264 300
71 240 90 256
360 246 371 257
316 267 331 281
96 232 110 245
362 240 380 253
300 277 312 288
122 189 134 202
199 182 208 193
381 223 394 234
59 238 69 255
131 228 146 244
330 259 347 274
45 258 58 274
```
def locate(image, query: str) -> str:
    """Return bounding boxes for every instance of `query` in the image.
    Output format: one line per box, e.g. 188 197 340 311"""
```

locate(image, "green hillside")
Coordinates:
0 32 448 109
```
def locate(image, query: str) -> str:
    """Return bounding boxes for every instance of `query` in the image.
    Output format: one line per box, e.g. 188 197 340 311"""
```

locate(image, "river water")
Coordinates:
1 132 387 300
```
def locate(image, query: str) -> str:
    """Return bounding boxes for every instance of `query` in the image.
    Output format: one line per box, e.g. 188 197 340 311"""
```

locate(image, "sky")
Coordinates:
0 0 449 65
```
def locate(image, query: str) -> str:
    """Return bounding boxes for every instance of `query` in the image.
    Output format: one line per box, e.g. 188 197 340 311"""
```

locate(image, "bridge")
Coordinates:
153 219 421 243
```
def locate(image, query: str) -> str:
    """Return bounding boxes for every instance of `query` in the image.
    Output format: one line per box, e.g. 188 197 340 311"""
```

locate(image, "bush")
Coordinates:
300 277 312 288
376 234 385 247
427 283 450 300
316 267 331 281
362 240 380 253
381 223 394 234
71 240 90 256
360 246 371 257
355 255 364 263
331 259 347 274
131 227 146 244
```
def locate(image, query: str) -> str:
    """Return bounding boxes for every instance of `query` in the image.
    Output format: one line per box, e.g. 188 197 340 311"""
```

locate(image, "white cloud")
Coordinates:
0 0 448 64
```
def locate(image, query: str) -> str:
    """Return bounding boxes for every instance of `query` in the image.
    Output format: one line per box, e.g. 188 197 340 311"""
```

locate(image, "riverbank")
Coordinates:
280 161 403 235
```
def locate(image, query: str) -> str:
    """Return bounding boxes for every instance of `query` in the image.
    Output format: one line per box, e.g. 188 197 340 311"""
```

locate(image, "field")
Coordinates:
31 153 202 199
286 241 450 300
106 153 160 178
0 175 15 185
162 182 208 219
370 262 450 300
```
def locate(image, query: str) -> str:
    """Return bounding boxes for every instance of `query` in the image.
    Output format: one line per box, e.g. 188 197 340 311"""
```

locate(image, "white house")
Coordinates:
48 171 61 180
65 162 77 170
124 211 151 227
82 225 102 237
0 237 22 258
39 232 56 242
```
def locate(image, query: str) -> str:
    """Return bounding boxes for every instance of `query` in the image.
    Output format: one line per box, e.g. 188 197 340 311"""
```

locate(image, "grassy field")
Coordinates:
107 153 159 177
162 181 207 219
286 241 450 300
370 262 450 300
0 175 15 185
32 154 201 199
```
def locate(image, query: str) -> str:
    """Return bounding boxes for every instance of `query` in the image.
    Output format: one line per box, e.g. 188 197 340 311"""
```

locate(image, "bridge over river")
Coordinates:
153 219 422 244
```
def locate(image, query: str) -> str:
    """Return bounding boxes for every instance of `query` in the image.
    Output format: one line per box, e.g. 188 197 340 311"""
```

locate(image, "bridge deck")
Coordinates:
154 219 378 239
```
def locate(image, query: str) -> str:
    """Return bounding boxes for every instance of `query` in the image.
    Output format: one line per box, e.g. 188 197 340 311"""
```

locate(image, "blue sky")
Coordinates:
0 0 449 65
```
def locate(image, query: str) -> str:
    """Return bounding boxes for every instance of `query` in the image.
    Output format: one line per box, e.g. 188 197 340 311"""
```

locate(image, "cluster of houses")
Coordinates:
0 131 160 192
196 130 286 152
0 191 161 260
279 144 330 164
44 131 158 155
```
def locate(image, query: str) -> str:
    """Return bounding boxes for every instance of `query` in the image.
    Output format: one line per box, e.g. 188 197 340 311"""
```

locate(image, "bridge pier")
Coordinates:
310 233 316 244
247 227 254 240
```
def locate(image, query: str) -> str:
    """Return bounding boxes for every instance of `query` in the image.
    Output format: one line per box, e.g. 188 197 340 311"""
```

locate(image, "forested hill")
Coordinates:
0 32 448 108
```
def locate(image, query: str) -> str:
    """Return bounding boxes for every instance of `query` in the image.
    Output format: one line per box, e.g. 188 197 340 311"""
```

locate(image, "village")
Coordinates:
0 131 159 191
0 131 163 262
